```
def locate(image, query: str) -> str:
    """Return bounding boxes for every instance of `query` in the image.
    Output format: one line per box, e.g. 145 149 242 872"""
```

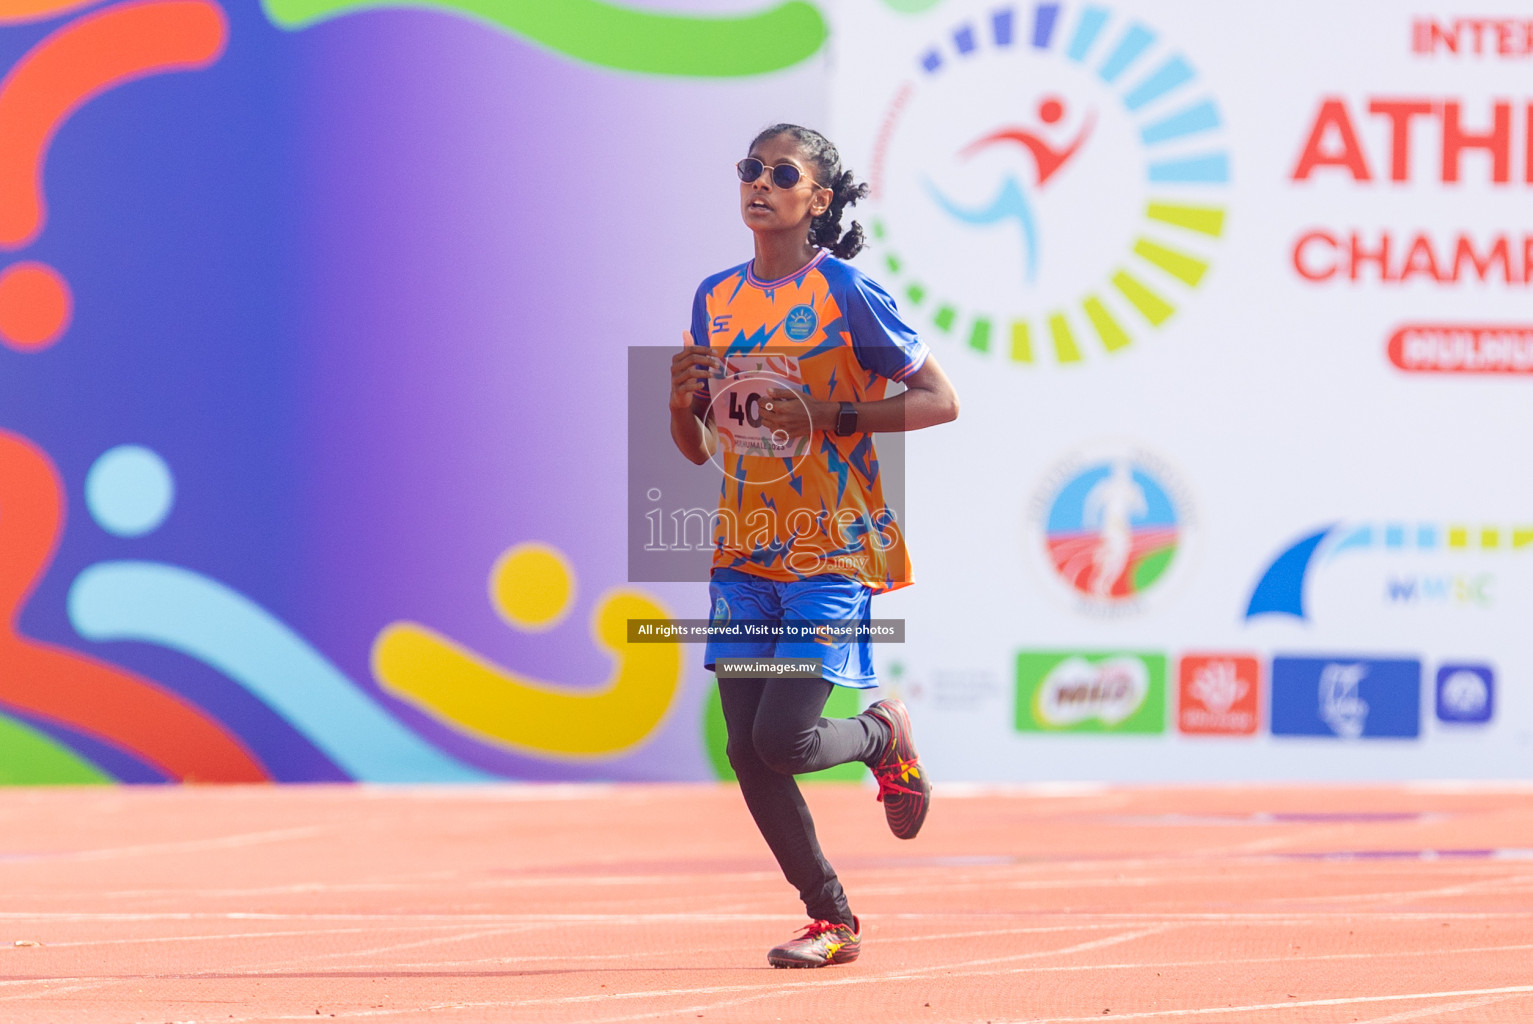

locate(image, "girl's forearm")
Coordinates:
827 385 958 434
671 406 714 464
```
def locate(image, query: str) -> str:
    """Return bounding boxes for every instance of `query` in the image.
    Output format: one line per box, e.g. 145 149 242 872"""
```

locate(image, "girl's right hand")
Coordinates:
670 331 719 412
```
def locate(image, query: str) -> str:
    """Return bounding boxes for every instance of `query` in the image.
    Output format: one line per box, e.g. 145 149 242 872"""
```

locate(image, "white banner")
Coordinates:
830 0 1533 779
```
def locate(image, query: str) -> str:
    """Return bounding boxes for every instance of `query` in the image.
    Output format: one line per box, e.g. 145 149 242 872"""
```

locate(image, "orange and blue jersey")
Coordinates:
690 249 929 591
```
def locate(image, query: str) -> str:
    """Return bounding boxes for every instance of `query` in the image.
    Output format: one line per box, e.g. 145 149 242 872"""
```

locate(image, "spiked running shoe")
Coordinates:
767 917 861 968
865 698 931 840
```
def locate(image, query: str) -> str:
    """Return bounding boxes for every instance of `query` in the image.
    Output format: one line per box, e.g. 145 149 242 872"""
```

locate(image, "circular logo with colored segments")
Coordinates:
1028 447 1194 612
866 4 1229 367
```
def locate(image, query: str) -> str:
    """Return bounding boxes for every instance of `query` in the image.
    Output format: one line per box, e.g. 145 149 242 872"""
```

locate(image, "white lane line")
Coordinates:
1264 871 1533 907
154 927 1179 1024
1352 994 1521 1023
29 923 493 950
0 911 801 924
27 871 785 901
288 939 1533 982
240 926 543 969
0 825 331 864
914 941 1533 986
997 984 1533 1022
878 922 1132 943
6 908 1533 937
553 929 1188 1024
0 976 113 989
887 910 1533 922
4 908 1533 932
0 980 118 1002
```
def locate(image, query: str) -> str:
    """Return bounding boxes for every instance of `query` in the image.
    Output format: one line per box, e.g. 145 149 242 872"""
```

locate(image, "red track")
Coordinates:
1 783 1531 1022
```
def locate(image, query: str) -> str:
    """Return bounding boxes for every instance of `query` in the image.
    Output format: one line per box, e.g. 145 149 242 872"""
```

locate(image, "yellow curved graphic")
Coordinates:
372 544 680 758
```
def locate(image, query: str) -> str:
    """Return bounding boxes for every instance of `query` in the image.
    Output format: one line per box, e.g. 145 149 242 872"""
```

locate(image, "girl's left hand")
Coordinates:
759 388 827 439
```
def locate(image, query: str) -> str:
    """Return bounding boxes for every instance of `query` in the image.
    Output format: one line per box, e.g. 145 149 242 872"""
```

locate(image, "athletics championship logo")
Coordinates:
1028 446 1194 614
865 3 1229 366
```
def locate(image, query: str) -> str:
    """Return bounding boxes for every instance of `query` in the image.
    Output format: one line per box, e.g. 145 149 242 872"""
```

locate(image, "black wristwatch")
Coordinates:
835 401 858 436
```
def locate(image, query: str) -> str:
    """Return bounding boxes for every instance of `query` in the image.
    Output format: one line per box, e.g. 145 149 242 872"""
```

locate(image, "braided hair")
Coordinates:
750 123 871 260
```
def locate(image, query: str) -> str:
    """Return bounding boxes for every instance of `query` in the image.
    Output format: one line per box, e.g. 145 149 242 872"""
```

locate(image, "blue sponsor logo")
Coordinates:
1246 521 1526 622
711 314 733 335
711 596 730 626
784 304 818 340
1270 656 1421 739
1436 664 1494 724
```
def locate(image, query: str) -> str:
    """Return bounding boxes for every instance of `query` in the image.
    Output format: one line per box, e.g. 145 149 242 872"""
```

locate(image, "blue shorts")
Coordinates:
703 569 877 689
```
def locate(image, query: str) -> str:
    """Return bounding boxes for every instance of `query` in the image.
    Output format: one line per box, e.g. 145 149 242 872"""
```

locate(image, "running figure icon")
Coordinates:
1081 458 1147 598
923 96 1094 283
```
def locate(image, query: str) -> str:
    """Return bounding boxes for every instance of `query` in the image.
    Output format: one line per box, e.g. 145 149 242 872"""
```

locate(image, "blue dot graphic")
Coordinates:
86 445 174 537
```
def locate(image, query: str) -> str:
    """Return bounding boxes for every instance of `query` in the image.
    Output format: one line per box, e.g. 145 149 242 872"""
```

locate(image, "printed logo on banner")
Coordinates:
861 3 1229 368
1436 664 1494 724
1269 656 1421 740
1016 651 1166 734
1177 655 1260 735
1245 521 1529 622
1028 445 1194 615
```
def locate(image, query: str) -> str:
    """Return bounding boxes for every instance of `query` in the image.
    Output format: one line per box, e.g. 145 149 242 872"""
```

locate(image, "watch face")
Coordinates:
838 403 857 435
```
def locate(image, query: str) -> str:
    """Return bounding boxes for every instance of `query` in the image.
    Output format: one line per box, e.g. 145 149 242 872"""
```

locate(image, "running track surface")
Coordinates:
2 783 1532 1023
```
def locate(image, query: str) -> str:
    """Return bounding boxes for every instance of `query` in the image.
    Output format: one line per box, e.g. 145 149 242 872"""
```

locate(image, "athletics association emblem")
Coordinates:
861 2 1231 367
1027 446 1195 615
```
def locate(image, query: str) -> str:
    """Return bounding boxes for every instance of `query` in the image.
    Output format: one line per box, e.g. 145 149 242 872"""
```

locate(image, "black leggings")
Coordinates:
718 677 889 926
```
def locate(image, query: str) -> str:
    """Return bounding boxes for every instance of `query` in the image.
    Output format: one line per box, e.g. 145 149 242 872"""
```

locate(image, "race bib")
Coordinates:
709 353 810 458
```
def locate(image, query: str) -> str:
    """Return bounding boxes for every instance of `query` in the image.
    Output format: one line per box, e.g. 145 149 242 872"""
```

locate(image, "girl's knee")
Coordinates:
752 719 814 775
725 733 763 777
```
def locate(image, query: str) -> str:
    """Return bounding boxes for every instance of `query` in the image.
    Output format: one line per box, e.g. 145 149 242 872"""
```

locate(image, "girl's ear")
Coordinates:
811 188 831 217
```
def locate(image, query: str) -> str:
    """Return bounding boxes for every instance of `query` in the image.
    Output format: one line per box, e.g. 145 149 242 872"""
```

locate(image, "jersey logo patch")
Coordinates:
711 314 733 334
784 304 818 340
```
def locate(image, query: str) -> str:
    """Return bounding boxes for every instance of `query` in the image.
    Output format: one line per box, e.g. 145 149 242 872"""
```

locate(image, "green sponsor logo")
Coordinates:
1015 651 1165 734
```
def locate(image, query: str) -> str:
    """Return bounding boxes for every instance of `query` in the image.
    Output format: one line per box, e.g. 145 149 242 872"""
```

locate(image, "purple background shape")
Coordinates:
288 10 828 778
0 0 824 782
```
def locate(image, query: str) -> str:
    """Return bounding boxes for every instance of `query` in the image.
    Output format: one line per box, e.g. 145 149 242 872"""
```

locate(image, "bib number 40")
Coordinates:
727 391 763 427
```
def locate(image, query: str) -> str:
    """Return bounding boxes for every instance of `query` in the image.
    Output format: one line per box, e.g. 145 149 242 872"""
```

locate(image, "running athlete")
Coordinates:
667 124 960 969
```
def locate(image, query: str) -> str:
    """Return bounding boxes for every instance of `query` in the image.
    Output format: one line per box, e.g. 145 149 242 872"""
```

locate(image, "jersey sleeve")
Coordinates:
840 271 930 382
690 281 712 354
688 280 714 413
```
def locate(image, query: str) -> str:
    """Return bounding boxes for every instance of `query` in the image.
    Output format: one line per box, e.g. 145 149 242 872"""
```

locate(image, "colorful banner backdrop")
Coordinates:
0 0 1528 784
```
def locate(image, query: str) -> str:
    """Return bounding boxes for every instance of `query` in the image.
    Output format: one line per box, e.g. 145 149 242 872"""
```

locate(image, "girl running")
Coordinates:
667 124 960 968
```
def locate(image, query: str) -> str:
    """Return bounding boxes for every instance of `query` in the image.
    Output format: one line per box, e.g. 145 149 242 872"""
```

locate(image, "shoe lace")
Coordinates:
797 919 842 940
873 758 922 802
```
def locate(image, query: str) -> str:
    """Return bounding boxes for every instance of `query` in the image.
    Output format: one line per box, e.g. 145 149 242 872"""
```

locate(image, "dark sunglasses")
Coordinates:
736 157 822 190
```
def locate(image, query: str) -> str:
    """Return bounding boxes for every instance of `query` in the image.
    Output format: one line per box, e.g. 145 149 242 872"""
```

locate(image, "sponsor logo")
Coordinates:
1029 446 1193 615
710 314 733 335
783 304 818 340
864 3 1228 367
1436 664 1495 723
1016 651 1166 733
1388 325 1533 374
1385 573 1492 607
1270 656 1421 739
1177 655 1259 735
1246 522 1529 621
711 596 730 626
